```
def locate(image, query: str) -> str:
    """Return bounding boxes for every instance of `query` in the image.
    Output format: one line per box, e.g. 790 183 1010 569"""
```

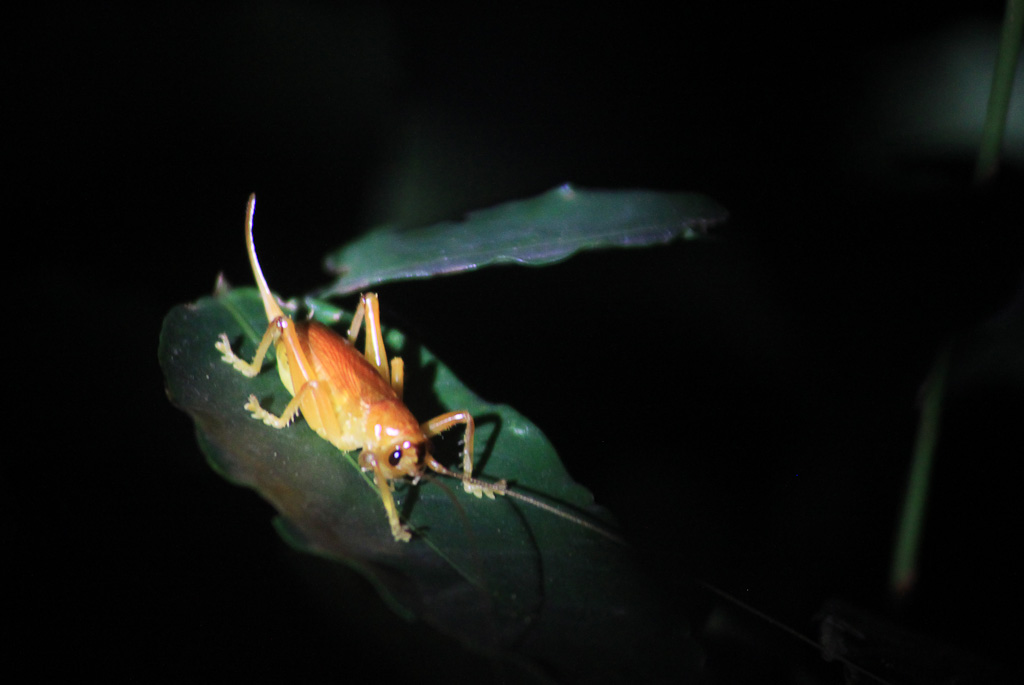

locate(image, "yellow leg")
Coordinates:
391 357 404 400
360 451 412 542
244 379 321 430
348 293 406 398
423 411 505 498
215 318 285 377
347 293 391 386
424 411 475 474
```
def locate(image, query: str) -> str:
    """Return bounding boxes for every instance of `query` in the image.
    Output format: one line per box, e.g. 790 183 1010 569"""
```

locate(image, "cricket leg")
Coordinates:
360 451 412 542
216 317 286 377
243 378 322 428
390 357 404 400
348 293 406 397
423 411 506 498
347 293 391 386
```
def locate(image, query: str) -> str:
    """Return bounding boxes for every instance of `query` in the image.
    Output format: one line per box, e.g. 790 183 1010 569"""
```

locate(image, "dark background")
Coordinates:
11 2 1022 682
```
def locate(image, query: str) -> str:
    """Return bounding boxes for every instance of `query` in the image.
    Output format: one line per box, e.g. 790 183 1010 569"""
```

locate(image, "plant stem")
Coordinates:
975 0 1023 184
890 344 951 598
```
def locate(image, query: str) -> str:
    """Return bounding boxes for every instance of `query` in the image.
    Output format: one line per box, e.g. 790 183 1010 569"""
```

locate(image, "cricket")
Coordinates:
216 195 619 543
215 194 512 541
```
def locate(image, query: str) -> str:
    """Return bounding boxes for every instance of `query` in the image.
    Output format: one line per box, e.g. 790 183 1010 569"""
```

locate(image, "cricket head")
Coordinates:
359 402 431 481
358 437 430 481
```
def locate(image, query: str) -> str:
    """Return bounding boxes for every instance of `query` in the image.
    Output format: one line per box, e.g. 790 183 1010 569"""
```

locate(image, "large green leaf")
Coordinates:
320 184 727 296
159 286 699 681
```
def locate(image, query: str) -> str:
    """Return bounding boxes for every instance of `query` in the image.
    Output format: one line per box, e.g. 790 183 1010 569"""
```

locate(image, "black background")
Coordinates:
10 3 1022 682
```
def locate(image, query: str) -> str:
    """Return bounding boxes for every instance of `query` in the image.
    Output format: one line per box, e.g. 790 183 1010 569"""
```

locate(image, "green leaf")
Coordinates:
320 184 726 296
159 286 699 681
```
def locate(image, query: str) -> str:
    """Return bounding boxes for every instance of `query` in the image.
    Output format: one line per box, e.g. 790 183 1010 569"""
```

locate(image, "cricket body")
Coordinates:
215 194 506 542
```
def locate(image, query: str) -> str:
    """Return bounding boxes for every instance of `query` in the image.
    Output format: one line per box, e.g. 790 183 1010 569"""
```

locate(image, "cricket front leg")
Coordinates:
424 411 506 499
360 451 412 542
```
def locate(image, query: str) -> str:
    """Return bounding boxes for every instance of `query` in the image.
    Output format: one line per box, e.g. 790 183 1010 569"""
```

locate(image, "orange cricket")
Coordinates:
215 194 506 541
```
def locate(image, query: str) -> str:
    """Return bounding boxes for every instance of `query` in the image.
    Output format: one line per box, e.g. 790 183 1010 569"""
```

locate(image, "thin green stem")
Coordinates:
890 344 951 598
975 0 1023 184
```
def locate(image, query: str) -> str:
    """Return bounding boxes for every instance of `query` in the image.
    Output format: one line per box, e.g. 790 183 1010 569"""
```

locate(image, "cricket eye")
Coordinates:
388 449 403 466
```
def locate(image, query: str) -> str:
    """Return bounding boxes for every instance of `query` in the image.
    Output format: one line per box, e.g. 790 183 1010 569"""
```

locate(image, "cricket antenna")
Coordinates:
502 487 627 545
431 460 626 545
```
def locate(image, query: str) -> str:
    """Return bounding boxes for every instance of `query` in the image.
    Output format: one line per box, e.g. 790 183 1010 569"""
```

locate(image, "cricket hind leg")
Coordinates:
423 411 507 499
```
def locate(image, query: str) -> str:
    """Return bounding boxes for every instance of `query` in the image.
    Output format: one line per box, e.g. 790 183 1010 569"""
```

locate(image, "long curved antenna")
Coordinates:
429 461 625 545
501 488 626 545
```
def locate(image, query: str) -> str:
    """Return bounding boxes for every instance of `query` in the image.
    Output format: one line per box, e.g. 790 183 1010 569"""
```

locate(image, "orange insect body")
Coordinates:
216 194 505 541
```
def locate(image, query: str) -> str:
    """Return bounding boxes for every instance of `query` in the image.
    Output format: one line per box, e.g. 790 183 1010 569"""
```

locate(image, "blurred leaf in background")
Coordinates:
320 184 727 295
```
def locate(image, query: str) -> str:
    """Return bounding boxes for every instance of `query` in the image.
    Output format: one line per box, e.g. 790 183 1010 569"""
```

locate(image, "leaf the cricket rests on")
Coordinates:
159 287 699 681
